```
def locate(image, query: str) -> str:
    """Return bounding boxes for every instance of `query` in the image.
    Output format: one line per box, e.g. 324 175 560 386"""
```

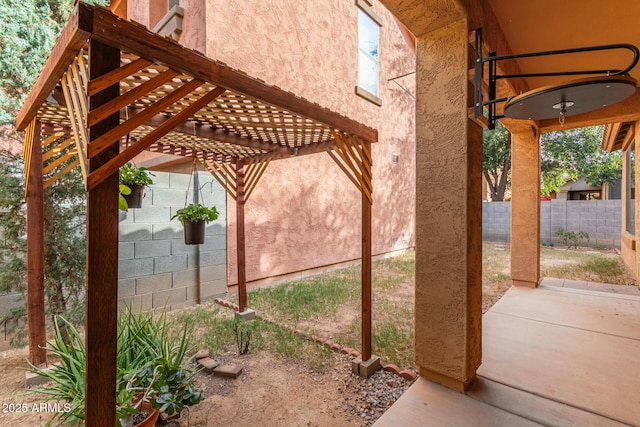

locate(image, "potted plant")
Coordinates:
26 309 204 426
171 203 219 245
119 162 154 210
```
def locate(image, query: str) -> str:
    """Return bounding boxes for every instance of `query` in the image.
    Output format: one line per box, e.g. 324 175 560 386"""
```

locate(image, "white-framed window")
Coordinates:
357 4 381 105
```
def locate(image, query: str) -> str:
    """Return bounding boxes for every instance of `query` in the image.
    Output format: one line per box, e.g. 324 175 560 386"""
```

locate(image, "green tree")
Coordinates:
0 0 106 124
0 0 72 123
0 146 86 343
0 0 104 341
540 125 621 196
483 120 511 201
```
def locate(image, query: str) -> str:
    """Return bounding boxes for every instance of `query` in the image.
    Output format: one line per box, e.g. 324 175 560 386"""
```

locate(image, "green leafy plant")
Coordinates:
118 163 154 211
119 163 154 187
0 146 85 347
234 321 252 355
555 228 590 248
171 203 219 224
119 184 132 211
26 309 204 426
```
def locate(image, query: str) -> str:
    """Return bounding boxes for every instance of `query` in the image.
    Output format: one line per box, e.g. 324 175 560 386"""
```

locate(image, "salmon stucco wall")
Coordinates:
126 0 416 286
202 0 416 285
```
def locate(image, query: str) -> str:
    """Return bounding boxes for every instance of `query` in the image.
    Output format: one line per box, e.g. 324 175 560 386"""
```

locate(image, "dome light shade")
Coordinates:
503 76 637 121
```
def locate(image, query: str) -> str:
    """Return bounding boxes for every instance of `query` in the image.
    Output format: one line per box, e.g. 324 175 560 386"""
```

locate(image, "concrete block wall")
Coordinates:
118 171 227 312
483 200 622 248
482 201 511 242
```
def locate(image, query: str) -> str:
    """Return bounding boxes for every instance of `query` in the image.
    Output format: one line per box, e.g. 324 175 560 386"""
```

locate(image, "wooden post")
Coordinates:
26 121 47 366
236 159 247 312
85 40 120 426
361 155 372 361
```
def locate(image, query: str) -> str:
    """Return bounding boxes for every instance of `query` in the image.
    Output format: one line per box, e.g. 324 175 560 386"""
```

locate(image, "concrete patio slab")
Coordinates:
375 281 640 426
490 285 640 340
467 377 627 427
479 286 640 426
374 376 541 427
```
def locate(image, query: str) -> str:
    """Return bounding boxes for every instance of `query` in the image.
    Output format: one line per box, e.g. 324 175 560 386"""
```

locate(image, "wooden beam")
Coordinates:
87 57 152 96
142 113 296 155
16 3 91 130
87 87 226 189
23 119 36 198
88 69 180 127
85 39 120 427
42 149 77 175
87 78 205 159
236 159 247 313
327 149 360 189
86 4 378 143
44 158 80 189
42 136 74 162
26 121 47 367
330 131 372 203
199 157 237 200
361 141 373 361
244 157 270 202
61 59 90 186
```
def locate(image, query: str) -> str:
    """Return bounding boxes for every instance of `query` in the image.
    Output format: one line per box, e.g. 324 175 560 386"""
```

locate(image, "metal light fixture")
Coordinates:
474 28 639 129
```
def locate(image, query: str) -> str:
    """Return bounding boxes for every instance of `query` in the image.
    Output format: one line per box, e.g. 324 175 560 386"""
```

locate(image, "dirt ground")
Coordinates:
0 346 411 427
3 246 634 426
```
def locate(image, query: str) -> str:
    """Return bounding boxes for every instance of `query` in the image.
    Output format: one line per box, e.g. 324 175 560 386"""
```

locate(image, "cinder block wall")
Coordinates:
118 171 227 312
483 200 622 248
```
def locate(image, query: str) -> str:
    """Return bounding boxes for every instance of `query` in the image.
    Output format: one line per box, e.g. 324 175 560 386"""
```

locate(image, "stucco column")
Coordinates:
510 130 541 287
414 18 483 392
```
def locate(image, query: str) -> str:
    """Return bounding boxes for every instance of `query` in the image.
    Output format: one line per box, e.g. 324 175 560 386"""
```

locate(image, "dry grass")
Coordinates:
227 244 635 371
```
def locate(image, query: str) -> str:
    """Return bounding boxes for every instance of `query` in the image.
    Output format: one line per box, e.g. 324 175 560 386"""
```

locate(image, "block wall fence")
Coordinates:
483 199 622 248
0 190 623 349
117 171 227 312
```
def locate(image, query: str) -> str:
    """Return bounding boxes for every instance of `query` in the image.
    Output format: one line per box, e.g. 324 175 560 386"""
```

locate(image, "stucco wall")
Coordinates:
124 0 416 286
203 0 417 285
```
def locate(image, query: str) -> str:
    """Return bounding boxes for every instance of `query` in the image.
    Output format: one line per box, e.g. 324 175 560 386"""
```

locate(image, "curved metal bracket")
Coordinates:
473 28 639 129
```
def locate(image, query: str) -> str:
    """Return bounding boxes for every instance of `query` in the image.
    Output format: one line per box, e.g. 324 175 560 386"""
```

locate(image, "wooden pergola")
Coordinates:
16 3 377 424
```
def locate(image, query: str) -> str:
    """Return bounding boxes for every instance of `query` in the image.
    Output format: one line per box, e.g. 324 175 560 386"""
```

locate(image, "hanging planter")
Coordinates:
123 184 146 209
119 162 155 211
171 203 219 245
183 219 206 245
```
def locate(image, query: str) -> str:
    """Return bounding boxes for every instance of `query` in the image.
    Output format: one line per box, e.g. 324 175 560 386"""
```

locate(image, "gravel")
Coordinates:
335 356 415 426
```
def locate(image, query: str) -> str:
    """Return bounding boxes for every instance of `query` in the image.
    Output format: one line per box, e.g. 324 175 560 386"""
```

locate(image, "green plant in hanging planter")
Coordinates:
171 203 219 224
119 184 132 211
119 163 155 187
119 163 155 211
172 204 219 245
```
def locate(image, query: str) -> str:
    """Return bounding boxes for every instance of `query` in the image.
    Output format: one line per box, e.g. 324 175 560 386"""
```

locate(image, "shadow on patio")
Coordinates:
375 278 640 426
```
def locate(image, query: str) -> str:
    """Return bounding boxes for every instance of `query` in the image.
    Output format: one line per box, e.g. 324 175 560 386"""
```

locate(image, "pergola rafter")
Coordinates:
17 3 380 423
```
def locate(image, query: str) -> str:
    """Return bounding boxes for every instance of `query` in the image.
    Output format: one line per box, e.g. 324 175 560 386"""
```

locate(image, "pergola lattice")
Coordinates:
16 3 377 424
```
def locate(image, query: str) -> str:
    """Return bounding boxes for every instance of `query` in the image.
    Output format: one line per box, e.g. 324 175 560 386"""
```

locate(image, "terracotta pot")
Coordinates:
123 184 145 209
133 398 160 427
184 220 206 245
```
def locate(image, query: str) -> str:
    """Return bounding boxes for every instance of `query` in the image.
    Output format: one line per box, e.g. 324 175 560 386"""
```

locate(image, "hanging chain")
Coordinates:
184 122 204 206
559 104 566 127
